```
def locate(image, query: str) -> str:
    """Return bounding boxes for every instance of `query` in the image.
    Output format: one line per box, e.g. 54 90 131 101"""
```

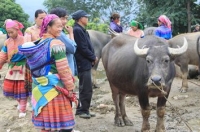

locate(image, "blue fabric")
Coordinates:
1 45 7 52
32 119 75 130
110 21 123 33
10 53 26 62
155 25 172 40
73 23 96 72
18 38 53 77
57 31 77 75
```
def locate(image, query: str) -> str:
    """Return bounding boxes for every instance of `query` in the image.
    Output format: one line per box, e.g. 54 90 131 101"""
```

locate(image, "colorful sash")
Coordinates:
32 74 60 116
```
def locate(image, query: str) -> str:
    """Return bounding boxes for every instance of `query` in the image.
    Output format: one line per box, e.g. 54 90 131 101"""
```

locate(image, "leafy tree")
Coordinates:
137 0 200 35
92 0 139 29
43 0 139 31
0 0 30 30
43 0 100 20
67 19 108 33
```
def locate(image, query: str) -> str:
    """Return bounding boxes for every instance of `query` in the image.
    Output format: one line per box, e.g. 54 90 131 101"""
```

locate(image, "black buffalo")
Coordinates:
102 34 188 131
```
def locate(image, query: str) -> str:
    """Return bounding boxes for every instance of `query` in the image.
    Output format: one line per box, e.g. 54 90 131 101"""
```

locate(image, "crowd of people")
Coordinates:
0 8 195 132
0 7 98 132
109 13 173 39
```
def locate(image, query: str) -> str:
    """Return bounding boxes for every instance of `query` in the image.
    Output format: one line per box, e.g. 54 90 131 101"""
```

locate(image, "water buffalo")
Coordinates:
168 32 200 92
102 34 188 131
88 30 112 88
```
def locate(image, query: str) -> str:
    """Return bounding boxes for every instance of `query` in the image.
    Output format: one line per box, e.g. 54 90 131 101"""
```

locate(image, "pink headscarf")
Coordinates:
40 14 59 37
5 19 24 36
158 15 171 29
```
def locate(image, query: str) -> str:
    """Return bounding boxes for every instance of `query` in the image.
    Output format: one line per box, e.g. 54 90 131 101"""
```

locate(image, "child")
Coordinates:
0 19 31 118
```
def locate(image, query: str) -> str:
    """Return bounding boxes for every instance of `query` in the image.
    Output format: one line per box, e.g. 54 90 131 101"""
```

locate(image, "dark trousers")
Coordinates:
76 69 93 114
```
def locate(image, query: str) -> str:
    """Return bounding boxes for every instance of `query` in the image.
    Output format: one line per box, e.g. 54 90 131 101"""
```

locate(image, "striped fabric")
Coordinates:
32 94 75 130
3 79 30 99
18 38 53 77
25 64 32 93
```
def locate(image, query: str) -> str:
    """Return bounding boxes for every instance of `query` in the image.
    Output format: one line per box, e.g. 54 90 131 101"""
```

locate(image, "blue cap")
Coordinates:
71 10 90 20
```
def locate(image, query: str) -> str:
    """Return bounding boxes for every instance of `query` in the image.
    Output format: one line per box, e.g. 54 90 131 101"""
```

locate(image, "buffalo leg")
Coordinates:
156 97 168 132
156 106 165 132
111 86 125 127
91 68 100 88
138 94 151 131
119 93 133 126
180 65 188 93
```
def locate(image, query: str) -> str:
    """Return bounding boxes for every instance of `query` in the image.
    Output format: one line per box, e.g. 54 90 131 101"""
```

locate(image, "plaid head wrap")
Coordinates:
5 19 24 36
40 14 59 37
158 15 171 29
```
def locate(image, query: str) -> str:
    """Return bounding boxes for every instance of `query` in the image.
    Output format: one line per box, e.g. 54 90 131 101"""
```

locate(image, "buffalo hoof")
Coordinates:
141 130 150 132
124 117 133 126
155 129 165 132
115 116 125 127
179 88 187 93
141 122 150 132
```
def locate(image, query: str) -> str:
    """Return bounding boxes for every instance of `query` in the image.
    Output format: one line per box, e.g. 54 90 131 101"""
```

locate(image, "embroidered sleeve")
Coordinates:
51 39 75 91
24 28 32 42
0 41 8 68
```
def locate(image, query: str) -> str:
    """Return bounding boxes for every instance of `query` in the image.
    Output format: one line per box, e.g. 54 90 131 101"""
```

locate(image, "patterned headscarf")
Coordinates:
130 20 143 30
40 14 59 37
5 19 24 36
158 15 171 29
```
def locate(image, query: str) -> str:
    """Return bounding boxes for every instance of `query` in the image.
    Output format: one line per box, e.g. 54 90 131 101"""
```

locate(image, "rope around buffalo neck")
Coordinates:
152 82 193 132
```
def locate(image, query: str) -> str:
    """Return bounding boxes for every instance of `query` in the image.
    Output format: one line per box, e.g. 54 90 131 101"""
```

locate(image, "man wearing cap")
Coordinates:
72 10 98 119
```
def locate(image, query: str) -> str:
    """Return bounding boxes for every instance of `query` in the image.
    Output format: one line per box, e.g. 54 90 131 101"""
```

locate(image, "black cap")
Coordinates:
71 10 90 20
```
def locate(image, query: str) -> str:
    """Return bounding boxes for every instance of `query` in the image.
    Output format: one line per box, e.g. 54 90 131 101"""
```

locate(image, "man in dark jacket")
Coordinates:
72 10 98 119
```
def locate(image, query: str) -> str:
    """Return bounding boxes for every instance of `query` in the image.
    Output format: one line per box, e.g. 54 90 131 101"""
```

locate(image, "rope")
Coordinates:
188 80 200 87
152 82 193 132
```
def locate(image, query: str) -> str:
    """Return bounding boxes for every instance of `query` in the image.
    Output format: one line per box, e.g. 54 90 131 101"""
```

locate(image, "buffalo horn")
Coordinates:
134 39 149 56
168 37 188 56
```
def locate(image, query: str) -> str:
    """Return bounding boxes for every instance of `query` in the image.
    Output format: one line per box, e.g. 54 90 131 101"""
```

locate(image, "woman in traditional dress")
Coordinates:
24 9 47 42
19 14 77 132
0 20 31 118
127 20 144 38
155 15 172 40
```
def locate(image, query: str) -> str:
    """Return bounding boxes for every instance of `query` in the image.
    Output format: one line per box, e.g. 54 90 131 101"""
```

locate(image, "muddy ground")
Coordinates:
0 61 200 132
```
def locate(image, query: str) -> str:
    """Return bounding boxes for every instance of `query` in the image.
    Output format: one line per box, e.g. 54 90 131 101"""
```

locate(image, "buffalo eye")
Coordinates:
164 59 169 63
147 59 151 64
162 56 170 63
146 56 153 64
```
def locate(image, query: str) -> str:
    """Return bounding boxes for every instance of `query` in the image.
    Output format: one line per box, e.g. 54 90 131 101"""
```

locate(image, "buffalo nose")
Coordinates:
151 75 161 84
